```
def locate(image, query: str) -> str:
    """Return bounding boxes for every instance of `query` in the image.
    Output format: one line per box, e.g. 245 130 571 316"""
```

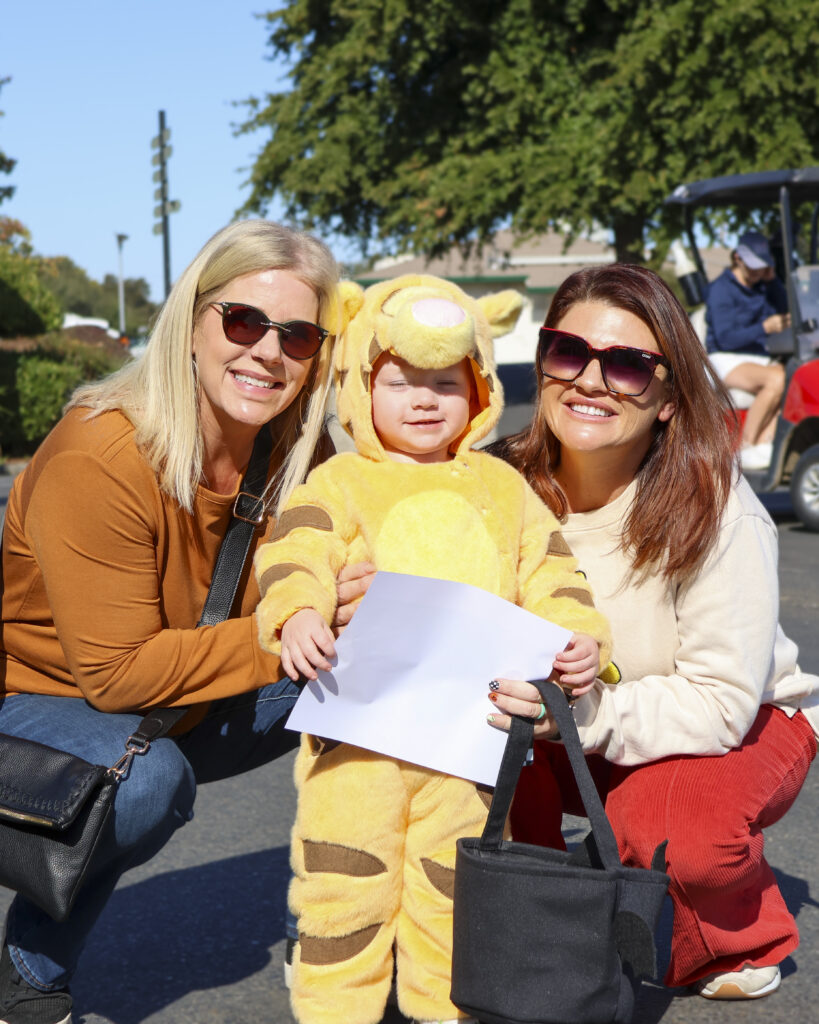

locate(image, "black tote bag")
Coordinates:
451 681 669 1024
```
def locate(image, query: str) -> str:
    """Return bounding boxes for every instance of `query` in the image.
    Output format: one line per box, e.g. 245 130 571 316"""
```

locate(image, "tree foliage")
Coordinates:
239 0 819 261
36 256 157 335
0 244 63 337
0 76 14 206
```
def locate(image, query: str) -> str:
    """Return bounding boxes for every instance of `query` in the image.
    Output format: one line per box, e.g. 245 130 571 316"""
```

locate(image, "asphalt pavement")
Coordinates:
1 471 818 1022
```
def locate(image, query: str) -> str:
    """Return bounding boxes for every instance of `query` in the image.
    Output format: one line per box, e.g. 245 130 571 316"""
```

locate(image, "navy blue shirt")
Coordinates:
705 268 787 355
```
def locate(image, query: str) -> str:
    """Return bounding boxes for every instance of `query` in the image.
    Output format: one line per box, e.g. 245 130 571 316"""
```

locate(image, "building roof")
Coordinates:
354 229 616 292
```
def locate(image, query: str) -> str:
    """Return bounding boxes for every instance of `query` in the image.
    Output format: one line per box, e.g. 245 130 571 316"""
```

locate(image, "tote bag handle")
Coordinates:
480 680 623 870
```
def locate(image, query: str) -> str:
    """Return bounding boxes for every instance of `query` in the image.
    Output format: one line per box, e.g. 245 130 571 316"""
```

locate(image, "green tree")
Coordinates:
100 273 157 335
0 224 63 337
35 257 158 335
36 255 105 318
239 0 819 262
0 76 14 206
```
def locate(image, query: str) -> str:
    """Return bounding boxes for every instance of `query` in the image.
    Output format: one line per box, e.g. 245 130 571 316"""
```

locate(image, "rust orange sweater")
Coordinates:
1 408 292 720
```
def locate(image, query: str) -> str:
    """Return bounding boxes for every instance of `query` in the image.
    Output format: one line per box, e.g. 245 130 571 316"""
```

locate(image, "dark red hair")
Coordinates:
492 264 736 581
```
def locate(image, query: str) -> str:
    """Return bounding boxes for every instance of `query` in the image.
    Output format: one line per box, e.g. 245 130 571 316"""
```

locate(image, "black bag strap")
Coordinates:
198 426 273 627
480 680 623 870
111 427 274 775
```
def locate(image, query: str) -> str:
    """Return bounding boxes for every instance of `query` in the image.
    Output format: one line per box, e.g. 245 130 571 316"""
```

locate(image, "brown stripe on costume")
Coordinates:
367 336 382 367
258 562 312 595
272 505 333 540
476 783 494 810
547 532 573 557
421 858 455 900
303 840 387 877
299 924 381 965
551 586 594 607
309 735 340 756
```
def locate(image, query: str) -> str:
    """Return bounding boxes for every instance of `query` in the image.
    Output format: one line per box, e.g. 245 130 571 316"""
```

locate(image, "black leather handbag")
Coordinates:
451 681 670 1024
0 428 271 922
0 708 185 921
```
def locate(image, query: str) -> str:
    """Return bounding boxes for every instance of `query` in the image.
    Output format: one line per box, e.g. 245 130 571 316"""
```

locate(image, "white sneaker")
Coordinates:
696 963 781 999
740 442 773 471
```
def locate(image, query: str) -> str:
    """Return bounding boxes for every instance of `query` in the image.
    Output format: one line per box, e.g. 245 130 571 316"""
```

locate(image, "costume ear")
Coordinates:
476 289 525 338
336 281 365 334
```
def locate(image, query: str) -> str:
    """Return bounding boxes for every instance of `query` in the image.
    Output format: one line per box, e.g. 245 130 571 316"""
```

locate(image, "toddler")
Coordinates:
255 275 611 1024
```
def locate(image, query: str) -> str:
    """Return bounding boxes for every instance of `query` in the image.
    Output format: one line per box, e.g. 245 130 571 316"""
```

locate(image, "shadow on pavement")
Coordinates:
73 846 290 1023
776 865 819 919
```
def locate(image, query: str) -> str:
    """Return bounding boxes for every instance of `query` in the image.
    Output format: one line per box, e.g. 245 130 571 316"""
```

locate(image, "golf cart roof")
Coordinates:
666 167 819 209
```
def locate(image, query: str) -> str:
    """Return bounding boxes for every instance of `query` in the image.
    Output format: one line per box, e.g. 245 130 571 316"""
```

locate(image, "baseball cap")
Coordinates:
735 231 774 270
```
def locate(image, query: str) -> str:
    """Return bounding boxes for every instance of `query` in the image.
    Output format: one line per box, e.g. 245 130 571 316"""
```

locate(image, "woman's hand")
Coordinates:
486 678 560 740
333 561 376 633
763 312 791 334
553 632 599 696
281 608 336 681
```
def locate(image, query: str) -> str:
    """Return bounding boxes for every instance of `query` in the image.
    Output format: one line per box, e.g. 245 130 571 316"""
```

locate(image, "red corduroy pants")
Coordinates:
510 704 816 987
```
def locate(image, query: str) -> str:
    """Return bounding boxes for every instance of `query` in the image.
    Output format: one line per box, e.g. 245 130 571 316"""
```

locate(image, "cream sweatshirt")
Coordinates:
566 474 819 764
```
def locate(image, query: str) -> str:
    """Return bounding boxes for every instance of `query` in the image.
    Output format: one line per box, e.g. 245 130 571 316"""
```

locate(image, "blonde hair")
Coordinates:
68 220 339 513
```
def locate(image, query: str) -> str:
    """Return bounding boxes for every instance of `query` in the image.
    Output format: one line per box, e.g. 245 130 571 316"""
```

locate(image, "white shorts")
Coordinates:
708 350 773 382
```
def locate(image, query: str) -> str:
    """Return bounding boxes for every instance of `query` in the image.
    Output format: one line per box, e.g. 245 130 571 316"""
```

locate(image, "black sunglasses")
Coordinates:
538 327 671 397
210 301 328 360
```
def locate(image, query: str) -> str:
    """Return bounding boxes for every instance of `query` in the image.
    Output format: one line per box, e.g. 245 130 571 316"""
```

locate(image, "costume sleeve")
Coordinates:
573 504 780 764
705 275 769 353
517 480 612 670
254 459 350 651
24 450 282 712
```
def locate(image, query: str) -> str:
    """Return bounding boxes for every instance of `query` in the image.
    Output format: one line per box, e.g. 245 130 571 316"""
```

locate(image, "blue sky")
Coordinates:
1 0 349 306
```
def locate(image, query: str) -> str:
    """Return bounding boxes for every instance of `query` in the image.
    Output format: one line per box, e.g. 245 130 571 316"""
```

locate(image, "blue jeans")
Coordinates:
0 681 301 991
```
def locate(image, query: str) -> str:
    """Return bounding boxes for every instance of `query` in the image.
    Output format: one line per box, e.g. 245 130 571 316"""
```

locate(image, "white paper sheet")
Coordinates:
285 571 571 787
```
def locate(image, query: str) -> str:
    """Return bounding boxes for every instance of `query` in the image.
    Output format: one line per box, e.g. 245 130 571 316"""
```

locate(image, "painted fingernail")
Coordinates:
489 692 498 703
489 679 500 692
487 714 496 725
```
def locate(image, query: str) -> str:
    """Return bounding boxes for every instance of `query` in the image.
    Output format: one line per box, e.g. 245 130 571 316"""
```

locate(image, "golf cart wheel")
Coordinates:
790 444 819 531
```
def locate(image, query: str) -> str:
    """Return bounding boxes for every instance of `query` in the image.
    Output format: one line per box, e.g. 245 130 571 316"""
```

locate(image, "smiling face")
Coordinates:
371 353 473 464
192 268 318 454
540 301 675 465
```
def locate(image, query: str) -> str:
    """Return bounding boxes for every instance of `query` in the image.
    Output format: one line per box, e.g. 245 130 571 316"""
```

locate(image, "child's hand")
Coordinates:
552 633 599 697
281 608 336 682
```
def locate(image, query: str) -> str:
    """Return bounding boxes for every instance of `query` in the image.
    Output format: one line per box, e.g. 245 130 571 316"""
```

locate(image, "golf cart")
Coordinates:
666 168 819 530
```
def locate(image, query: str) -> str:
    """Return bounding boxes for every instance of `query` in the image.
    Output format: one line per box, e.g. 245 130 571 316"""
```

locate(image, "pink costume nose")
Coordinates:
410 298 467 329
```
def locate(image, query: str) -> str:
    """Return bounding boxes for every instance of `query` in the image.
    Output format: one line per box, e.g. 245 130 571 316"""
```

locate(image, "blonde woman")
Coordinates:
0 220 338 1024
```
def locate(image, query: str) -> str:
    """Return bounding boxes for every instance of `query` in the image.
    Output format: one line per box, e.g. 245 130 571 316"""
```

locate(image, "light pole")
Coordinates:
115 233 128 337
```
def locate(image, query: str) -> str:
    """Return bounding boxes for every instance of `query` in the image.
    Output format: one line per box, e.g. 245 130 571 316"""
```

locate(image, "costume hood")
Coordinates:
333 274 523 460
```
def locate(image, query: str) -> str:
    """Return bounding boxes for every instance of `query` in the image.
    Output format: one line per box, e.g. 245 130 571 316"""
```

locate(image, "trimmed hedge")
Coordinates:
0 334 128 456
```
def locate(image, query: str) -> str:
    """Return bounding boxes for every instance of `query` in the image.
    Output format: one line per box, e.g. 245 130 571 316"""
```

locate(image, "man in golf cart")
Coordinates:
705 230 791 471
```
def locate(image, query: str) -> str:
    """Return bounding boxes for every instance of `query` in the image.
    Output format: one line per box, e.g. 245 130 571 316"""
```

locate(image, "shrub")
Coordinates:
0 333 129 454
0 246 62 337
16 356 83 442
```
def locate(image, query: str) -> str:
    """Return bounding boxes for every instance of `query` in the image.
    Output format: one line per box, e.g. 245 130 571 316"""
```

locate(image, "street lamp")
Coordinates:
115 233 129 338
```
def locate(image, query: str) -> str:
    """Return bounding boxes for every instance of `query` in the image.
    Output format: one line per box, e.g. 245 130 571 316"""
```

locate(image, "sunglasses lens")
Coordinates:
222 305 268 345
278 322 325 360
603 349 654 396
541 333 590 380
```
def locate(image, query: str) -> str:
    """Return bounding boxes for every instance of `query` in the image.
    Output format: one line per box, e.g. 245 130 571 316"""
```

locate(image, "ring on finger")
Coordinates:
535 702 547 721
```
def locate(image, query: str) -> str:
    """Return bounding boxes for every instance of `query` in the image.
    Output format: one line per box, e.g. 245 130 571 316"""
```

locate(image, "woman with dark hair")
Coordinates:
485 264 819 1001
